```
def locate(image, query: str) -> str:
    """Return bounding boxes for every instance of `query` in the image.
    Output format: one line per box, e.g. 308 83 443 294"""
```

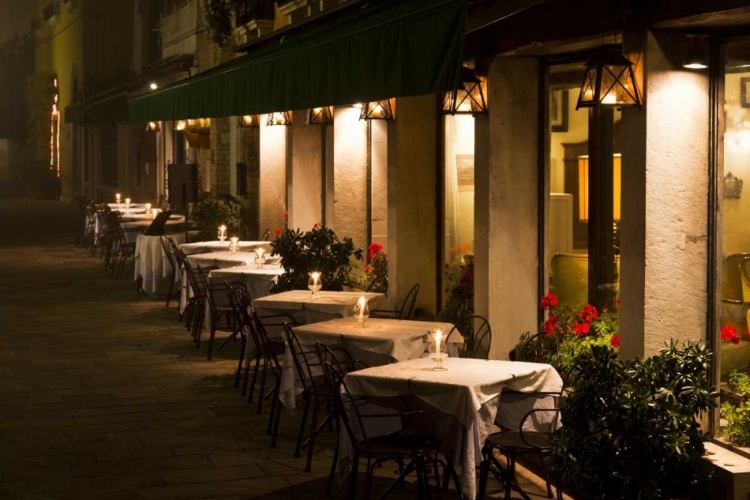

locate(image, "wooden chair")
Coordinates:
370 283 419 320
447 315 491 360
159 235 178 307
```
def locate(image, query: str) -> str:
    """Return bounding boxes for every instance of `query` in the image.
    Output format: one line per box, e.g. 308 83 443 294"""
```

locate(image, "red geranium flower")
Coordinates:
610 334 620 348
579 304 599 324
368 242 384 260
722 325 739 345
313 222 321 229
544 316 557 336
364 265 371 273
573 322 590 336
282 211 288 219
444 262 451 270
540 293 558 310
274 228 282 236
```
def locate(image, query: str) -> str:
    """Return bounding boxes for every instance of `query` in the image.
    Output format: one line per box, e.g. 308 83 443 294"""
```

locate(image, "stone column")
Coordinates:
620 30 710 358
290 110 324 231
474 57 540 360
333 106 368 251
259 119 288 237
387 95 438 313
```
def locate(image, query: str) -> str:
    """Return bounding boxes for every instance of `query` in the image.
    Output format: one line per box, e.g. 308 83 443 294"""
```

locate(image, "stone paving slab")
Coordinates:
0 200 553 499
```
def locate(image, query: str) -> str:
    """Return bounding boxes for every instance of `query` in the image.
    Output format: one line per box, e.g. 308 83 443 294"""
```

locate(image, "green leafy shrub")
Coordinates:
438 258 474 336
357 243 388 293
722 400 750 447
271 224 362 292
190 193 238 241
553 342 717 499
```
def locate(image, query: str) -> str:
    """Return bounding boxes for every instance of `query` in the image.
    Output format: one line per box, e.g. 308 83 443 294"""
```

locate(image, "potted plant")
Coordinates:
438 257 475 336
552 342 717 499
271 222 362 292
357 243 388 293
190 193 238 241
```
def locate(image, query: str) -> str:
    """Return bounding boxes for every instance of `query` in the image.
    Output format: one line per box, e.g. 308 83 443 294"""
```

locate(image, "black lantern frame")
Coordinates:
442 67 487 115
576 45 642 109
306 106 334 125
359 99 395 121
267 111 292 126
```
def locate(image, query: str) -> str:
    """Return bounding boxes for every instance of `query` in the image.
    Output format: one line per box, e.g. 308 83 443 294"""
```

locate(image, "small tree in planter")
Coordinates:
553 342 717 499
190 193 238 241
271 223 363 292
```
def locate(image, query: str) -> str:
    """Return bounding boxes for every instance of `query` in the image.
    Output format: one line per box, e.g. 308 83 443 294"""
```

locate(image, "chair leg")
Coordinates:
255 358 269 412
478 445 491 500
165 274 174 307
270 387 282 447
206 321 217 360
243 349 260 398
363 458 374 500
347 453 359 500
294 395 311 457
235 335 246 388
304 398 321 472
326 429 340 497
505 453 515 500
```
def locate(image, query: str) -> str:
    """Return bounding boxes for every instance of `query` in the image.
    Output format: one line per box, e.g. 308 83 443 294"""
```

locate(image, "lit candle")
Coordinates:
115 193 121 204
434 329 443 357
357 296 366 320
124 198 131 208
219 225 226 240
230 236 239 253
312 271 320 287
145 203 151 214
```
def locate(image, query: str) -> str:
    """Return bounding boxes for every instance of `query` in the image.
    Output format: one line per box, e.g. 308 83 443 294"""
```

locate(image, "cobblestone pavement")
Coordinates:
0 200 549 499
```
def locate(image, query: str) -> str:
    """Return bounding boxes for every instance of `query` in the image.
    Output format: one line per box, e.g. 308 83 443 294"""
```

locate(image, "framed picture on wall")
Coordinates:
551 88 569 132
741 77 750 108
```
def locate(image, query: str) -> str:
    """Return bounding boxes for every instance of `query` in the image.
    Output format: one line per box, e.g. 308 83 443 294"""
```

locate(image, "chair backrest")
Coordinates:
457 315 491 360
315 343 369 447
550 253 588 310
261 229 270 241
366 275 389 295
283 323 325 396
249 309 282 374
160 236 177 273
509 331 559 364
225 282 252 337
496 391 562 437
398 283 420 319
144 210 173 236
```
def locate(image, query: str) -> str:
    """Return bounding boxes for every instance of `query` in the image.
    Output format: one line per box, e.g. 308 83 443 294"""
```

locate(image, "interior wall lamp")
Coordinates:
175 120 187 131
442 67 487 115
306 106 334 125
682 35 708 70
267 111 292 126
577 154 622 222
240 114 261 128
359 99 395 121
146 121 161 132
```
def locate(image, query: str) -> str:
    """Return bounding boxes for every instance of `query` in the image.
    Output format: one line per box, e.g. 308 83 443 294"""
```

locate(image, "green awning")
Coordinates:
128 0 465 122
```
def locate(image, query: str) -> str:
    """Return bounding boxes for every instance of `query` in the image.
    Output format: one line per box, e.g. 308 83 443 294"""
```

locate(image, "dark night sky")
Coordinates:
0 0 35 44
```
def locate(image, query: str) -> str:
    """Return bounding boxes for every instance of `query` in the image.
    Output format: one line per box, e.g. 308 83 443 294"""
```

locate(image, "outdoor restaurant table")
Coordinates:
121 219 186 241
342 357 563 500
120 213 184 223
251 290 387 326
133 233 191 296
278 318 463 411
179 240 271 256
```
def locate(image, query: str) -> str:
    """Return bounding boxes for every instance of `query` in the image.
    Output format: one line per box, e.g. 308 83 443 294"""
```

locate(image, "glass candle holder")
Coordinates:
218 225 227 242
308 271 322 298
125 198 131 209
145 203 151 215
255 248 265 269
429 330 448 371
353 296 370 328
230 237 239 254
115 193 121 204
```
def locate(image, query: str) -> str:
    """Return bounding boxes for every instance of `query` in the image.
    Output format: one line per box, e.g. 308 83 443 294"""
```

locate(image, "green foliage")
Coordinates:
202 0 237 46
190 193 238 241
356 243 387 292
553 341 717 499
728 369 750 396
722 401 750 447
438 258 474 336
271 225 363 292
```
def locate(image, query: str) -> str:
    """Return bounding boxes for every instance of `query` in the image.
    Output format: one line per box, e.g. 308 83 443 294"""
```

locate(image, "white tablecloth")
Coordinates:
279 318 463 411
134 233 187 296
252 290 387 325
179 240 272 256
342 358 563 500
186 250 259 270
121 213 184 223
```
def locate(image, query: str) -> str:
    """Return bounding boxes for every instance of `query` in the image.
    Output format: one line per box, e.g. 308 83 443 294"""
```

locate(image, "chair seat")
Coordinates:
357 433 437 457
487 430 551 451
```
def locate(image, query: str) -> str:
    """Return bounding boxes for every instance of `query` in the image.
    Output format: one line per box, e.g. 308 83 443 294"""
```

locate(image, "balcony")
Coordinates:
233 0 275 45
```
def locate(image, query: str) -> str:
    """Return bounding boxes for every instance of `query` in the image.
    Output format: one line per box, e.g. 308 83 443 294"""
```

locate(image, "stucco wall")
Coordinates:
387 95 438 313
291 114 323 231
475 57 540 360
333 106 368 252
259 121 287 237
621 31 710 358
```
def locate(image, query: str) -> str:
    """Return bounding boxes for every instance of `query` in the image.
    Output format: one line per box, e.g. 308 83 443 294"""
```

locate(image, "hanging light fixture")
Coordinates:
267 111 292 126
682 36 708 70
359 99 395 121
576 44 641 109
442 67 487 115
146 121 161 132
240 115 260 128
175 120 187 131
306 106 334 125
